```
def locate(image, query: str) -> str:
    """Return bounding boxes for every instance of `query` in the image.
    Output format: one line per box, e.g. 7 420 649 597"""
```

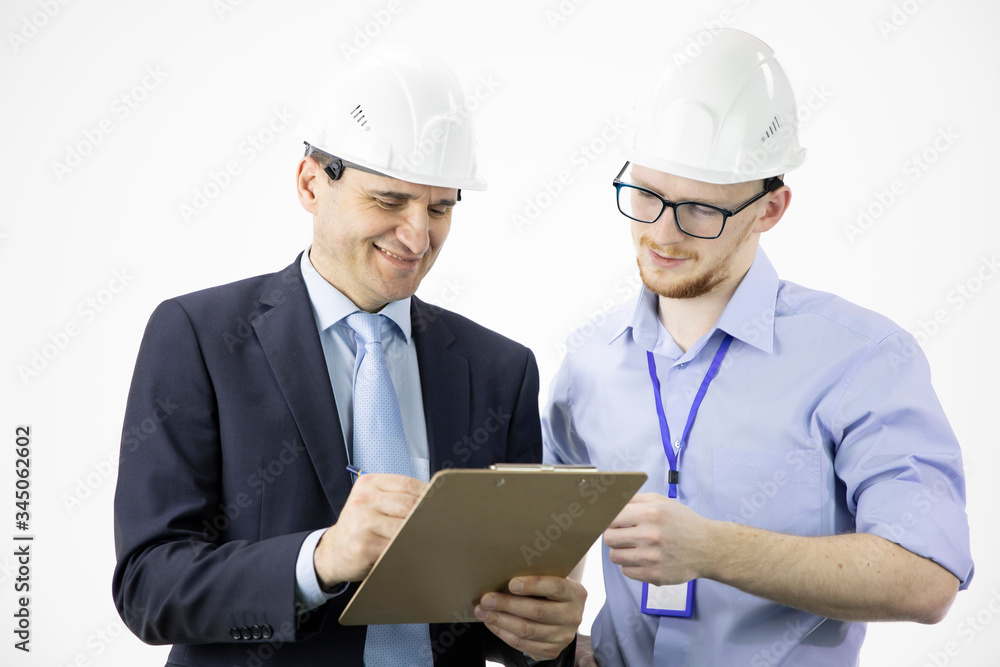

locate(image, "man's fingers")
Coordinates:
627 493 662 504
506 575 585 603
479 622 565 662
604 525 642 549
369 490 422 520
478 593 560 626
609 492 663 527
355 472 427 496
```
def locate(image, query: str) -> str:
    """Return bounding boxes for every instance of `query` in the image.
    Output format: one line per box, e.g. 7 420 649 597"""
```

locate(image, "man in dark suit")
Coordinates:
112 49 584 666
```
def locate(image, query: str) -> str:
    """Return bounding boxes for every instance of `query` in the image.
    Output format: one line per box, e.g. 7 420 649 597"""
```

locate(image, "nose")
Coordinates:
649 206 686 246
395 206 431 256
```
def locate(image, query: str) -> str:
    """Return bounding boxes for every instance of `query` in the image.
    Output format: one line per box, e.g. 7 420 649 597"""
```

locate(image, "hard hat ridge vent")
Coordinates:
762 116 781 143
350 104 371 132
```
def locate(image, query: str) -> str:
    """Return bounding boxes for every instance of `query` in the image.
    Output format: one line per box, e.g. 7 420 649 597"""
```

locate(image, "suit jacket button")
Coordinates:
241 627 252 640
261 624 273 639
251 625 262 639
230 627 242 640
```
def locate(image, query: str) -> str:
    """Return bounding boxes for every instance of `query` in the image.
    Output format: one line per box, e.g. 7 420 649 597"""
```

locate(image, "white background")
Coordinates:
2 0 998 665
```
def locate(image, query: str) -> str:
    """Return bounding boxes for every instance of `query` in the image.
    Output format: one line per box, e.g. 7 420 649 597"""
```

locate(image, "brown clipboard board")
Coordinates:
338 464 647 625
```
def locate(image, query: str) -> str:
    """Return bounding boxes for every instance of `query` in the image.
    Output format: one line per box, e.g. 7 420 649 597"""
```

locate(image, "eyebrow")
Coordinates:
629 177 728 207
368 188 457 207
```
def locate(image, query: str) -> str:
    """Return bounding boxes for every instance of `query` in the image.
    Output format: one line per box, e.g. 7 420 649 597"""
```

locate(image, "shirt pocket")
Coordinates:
712 448 822 537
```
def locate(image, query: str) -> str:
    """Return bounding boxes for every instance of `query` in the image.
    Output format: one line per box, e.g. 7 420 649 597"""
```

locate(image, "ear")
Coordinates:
296 156 324 214
753 186 791 234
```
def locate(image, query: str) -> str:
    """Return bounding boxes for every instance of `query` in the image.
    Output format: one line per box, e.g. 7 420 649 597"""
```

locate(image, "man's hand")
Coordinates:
604 492 715 586
313 473 426 588
475 575 586 661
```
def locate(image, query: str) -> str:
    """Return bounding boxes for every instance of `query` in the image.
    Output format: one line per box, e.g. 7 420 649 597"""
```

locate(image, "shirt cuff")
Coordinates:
294 528 350 614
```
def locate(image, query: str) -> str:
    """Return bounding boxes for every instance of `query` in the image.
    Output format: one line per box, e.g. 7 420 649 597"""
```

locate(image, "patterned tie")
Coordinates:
345 312 433 667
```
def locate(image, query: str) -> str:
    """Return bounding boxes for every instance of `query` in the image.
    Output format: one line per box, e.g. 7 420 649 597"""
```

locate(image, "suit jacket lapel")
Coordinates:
412 298 472 472
252 256 351 514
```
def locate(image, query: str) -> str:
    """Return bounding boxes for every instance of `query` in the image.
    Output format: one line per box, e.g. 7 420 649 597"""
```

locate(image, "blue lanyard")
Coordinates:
645 334 733 498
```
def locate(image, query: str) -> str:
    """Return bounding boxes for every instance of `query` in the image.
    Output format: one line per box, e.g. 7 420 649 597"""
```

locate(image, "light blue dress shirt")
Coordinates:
294 250 431 612
543 247 973 667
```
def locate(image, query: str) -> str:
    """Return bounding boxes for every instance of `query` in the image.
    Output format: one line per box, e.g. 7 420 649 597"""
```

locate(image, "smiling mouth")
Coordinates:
375 245 419 262
649 248 691 262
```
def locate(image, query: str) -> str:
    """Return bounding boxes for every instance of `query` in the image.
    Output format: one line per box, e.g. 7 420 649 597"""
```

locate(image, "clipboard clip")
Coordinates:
488 463 599 472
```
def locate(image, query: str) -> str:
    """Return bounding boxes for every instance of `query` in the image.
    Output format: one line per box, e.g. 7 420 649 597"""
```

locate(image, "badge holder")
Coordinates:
641 580 694 617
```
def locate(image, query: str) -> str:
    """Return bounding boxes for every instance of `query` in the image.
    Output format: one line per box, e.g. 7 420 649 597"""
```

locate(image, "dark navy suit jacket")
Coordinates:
112 256 565 666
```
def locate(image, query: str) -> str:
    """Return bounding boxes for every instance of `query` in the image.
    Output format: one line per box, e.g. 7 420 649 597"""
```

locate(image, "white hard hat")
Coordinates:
623 29 806 184
302 48 486 191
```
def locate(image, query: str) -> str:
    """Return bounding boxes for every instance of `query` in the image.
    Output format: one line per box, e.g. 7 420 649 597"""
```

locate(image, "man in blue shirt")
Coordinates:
543 29 972 666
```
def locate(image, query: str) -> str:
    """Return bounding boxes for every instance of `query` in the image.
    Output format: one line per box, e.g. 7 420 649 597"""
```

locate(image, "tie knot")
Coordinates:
346 311 385 345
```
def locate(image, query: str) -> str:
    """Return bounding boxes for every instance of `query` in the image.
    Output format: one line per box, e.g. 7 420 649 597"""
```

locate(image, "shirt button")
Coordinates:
678 362 687 369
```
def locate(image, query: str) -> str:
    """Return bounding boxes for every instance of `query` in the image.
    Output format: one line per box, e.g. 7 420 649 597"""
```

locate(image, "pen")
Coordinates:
346 465 366 479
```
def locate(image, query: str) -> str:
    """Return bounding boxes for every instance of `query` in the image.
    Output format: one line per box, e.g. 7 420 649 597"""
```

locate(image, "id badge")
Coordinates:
641 580 694 617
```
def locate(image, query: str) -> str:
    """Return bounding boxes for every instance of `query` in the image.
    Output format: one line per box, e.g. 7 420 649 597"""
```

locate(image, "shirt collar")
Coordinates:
714 245 777 354
299 249 413 343
611 245 778 356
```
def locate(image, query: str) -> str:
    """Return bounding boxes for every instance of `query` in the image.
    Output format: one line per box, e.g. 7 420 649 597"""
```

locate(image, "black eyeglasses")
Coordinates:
612 162 782 239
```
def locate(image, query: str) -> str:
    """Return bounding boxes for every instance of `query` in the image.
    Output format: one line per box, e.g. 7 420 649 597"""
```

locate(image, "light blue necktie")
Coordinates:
346 312 433 667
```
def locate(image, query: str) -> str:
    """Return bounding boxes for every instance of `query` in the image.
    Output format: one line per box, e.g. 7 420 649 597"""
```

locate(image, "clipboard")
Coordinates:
338 464 647 625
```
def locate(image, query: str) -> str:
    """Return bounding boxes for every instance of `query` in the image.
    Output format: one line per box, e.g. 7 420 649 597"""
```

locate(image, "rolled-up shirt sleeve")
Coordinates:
833 330 973 588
